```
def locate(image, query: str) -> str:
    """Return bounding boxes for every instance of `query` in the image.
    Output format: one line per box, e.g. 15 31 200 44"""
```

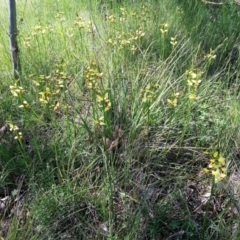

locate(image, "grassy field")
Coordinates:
1 0 240 239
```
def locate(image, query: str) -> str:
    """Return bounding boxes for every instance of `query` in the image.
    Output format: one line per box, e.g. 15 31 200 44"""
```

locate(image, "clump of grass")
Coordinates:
1 0 240 239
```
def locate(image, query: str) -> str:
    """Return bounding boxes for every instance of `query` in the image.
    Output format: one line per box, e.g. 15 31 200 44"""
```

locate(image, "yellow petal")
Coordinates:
218 156 225 166
210 159 215 164
220 172 226 179
209 162 218 169
215 172 226 183
220 167 227 173
96 95 103 102
11 90 18 96
212 168 220 176
188 93 198 101
213 151 218 158
190 72 197 79
172 99 177 107
104 92 109 100
187 80 193 86
45 87 51 94
215 176 221 183
174 92 180 98
142 96 147 103
53 102 60 111
8 123 14 131
145 84 151 90
167 98 177 107
204 168 211 174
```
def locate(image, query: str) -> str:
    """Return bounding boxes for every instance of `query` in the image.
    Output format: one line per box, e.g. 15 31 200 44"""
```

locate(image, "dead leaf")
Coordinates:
99 222 109 235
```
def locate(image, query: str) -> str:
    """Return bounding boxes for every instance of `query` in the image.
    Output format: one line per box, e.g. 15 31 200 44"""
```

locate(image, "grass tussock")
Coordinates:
1 0 240 239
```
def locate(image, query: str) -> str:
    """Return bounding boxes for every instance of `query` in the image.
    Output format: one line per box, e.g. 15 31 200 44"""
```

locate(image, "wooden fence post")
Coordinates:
9 0 21 79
